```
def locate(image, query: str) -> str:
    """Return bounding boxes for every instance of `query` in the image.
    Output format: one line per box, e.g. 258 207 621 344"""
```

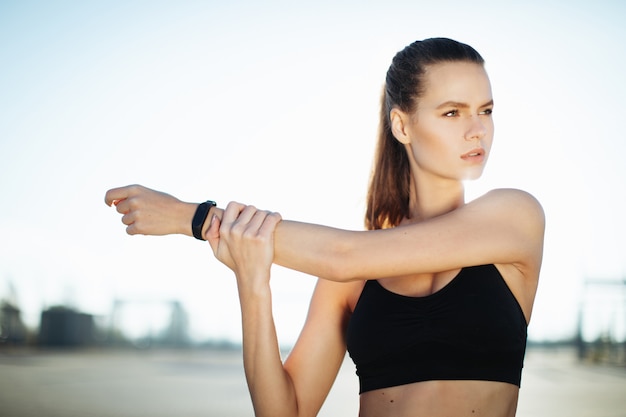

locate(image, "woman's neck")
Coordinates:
405 175 465 223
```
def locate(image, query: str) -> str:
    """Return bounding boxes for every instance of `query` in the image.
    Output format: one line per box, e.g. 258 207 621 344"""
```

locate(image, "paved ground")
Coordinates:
0 346 624 416
516 347 626 417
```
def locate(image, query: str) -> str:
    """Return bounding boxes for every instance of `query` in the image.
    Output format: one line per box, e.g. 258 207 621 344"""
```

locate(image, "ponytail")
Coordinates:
365 87 411 230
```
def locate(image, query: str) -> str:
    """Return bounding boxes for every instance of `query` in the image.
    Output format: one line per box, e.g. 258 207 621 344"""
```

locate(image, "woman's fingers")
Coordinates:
208 203 281 270
104 184 143 207
260 212 282 236
243 210 280 241
222 205 276 243
234 207 266 238
113 198 130 214
206 215 221 254
221 202 254 238
220 201 246 229
105 184 185 236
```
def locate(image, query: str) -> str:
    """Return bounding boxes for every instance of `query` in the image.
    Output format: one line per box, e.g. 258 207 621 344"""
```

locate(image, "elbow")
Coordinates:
324 263 361 283
319 265 350 283
319 239 362 283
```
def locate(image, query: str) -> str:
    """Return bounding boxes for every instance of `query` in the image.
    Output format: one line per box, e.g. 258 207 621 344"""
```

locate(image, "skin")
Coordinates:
105 61 545 417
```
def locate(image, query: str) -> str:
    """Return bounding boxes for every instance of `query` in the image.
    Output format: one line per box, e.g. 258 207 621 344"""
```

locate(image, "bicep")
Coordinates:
336 189 545 280
283 279 356 417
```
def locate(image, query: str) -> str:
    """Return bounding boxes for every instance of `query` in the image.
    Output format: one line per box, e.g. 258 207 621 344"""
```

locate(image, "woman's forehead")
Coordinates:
421 61 492 103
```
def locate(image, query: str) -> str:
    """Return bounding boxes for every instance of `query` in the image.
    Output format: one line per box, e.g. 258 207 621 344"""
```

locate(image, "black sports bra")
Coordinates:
346 264 527 393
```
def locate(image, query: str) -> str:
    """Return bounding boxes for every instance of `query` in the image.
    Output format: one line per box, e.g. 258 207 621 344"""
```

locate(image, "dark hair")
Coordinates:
365 38 484 230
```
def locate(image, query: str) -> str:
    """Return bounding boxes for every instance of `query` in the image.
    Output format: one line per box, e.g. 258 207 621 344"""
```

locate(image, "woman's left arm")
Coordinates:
273 188 544 281
105 185 544 282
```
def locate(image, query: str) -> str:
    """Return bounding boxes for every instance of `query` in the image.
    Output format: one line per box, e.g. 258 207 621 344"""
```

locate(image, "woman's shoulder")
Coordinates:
466 189 545 255
479 187 541 204
471 188 545 224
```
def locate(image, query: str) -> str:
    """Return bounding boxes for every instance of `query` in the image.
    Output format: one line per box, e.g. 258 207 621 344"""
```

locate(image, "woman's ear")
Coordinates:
390 108 411 144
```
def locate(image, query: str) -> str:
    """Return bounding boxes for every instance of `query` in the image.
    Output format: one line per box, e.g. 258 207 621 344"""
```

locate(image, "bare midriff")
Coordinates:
358 380 519 417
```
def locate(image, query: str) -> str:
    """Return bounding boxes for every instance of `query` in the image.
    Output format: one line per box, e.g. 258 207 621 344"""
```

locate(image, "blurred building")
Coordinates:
39 306 95 347
577 278 626 365
0 301 27 345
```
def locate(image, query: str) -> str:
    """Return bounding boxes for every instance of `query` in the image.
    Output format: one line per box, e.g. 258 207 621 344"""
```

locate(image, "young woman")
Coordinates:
105 38 545 417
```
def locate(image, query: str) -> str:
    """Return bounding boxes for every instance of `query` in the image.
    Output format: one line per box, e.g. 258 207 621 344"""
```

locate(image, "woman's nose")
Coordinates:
464 116 487 141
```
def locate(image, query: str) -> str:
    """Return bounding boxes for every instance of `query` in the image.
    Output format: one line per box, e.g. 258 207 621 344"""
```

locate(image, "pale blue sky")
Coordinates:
1 1 625 344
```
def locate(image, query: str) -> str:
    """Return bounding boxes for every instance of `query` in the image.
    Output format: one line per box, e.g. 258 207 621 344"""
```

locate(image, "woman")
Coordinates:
105 38 545 417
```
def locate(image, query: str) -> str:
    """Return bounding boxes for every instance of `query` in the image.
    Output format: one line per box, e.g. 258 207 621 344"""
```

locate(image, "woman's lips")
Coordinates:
461 148 485 162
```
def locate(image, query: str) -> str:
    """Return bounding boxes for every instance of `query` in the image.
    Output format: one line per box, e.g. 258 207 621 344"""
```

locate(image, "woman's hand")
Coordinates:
104 184 197 236
206 202 282 291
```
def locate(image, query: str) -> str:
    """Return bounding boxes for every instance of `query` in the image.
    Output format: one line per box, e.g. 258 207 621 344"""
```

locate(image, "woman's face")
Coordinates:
402 61 494 182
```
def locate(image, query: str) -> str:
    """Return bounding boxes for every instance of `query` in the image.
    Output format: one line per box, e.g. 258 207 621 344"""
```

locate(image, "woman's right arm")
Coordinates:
283 278 357 417
236 278 354 417
237 276 355 417
206 202 355 417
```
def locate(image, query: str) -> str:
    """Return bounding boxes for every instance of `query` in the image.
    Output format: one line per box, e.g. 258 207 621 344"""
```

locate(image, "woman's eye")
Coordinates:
480 108 493 115
444 110 458 117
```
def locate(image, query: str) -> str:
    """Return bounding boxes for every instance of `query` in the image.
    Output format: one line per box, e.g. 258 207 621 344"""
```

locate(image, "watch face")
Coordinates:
192 201 215 240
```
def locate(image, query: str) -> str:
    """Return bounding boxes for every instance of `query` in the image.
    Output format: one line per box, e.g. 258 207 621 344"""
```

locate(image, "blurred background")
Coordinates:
1 0 625 416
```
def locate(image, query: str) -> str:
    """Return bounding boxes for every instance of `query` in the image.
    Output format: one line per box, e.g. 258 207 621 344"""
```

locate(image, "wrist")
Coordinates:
181 201 223 239
192 200 217 240
178 202 201 237
237 277 272 303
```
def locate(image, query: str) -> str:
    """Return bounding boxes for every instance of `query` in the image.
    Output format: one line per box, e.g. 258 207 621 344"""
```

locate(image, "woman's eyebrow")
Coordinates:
436 99 494 109
436 101 469 109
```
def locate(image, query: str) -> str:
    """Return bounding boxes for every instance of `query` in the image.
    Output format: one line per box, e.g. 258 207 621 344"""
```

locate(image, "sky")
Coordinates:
1 0 625 345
